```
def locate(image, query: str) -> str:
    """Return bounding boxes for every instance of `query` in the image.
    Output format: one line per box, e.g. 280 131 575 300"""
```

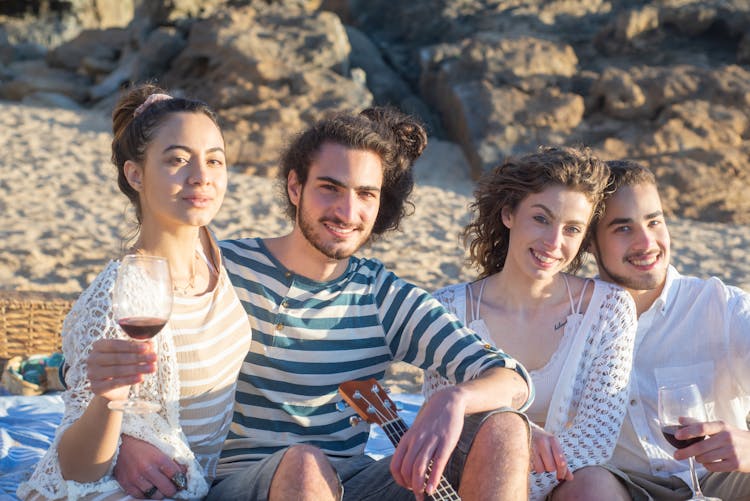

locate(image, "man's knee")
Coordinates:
271 445 340 501
464 410 530 473
551 466 629 501
461 411 531 499
476 410 530 452
277 444 335 479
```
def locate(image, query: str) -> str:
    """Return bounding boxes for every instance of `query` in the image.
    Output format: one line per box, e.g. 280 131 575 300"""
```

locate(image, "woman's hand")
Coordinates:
530 426 573 481
114 435 187 499
86 339 156 401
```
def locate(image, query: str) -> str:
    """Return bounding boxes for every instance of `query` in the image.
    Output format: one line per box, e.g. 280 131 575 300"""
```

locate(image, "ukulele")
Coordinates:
338 379 461 501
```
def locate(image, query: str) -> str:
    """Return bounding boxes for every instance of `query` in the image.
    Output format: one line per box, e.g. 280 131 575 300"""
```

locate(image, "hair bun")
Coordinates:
360 107 428 167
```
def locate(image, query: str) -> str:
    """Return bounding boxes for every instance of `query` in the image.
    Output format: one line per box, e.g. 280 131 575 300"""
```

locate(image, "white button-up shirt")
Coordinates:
611 266 750 489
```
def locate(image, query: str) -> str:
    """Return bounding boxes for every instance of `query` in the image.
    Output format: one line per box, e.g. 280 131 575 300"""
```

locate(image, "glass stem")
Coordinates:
688 456 704 496
132 382 141 401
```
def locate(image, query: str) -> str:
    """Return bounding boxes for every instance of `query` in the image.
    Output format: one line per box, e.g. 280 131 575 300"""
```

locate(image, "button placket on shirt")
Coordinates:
272 272 295 336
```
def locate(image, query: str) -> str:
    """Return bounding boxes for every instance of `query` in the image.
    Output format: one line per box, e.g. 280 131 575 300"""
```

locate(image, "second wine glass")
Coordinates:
109 254 173 414
658 383 721 501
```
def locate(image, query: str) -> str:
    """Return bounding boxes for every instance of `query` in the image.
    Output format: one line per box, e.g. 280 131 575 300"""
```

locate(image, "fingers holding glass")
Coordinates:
658 384 721 501
108 255 172 413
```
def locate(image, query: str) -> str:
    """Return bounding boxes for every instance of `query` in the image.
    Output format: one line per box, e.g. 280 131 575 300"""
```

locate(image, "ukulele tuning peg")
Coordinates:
349 416 362 427
335 401 349 412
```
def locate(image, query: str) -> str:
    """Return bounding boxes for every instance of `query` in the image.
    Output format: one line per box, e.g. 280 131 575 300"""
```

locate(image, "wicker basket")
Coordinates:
0 291 75 374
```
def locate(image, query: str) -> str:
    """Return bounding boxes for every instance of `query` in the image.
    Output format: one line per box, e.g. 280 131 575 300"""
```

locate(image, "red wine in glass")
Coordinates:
661 425 706 449
109 254 172 414
658 384 721 501
118 317 168 340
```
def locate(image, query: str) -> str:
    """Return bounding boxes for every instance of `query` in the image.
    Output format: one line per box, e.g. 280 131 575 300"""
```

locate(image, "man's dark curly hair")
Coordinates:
279 107 428 237
465 145 610 278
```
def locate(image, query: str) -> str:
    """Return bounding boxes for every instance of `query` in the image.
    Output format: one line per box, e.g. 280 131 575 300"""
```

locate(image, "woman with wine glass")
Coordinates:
421 146 638 500
19 84 252 500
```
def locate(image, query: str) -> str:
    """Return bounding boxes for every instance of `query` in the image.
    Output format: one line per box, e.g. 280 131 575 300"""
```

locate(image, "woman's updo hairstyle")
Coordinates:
111 83 221 224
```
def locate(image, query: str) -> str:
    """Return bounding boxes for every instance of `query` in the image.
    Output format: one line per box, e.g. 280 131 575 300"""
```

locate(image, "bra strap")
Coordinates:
561 274 576 315
576 278 593 314
467 278 487 322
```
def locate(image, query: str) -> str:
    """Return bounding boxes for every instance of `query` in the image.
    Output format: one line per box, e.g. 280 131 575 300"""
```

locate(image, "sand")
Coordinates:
2 100 749 393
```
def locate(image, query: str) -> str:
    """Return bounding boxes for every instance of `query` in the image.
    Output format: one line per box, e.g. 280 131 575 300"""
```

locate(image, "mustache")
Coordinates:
320 217 364 231
623 250 661 261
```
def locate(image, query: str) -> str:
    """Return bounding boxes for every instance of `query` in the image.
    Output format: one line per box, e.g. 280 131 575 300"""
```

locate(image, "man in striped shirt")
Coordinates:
212 108 532 501
115 108 533 500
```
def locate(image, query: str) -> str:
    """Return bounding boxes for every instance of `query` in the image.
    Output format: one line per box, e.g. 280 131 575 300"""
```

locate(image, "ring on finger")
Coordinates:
143 486 158 499
171 471 187 490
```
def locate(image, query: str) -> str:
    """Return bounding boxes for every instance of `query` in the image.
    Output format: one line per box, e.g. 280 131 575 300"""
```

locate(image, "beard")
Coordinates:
596 252 667 292
296 193 369 260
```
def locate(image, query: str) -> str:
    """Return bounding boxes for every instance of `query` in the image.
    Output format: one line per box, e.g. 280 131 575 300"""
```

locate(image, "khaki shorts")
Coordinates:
603 464 750 501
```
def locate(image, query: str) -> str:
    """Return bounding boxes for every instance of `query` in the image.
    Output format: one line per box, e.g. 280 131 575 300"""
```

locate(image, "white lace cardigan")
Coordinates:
423 279 638 500
18 261 208 500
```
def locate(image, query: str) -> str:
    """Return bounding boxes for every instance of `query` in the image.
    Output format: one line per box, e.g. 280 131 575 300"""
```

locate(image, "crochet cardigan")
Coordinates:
423 278 637 500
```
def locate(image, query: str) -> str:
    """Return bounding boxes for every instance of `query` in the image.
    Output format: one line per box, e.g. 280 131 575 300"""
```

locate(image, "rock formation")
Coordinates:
1 0 749 222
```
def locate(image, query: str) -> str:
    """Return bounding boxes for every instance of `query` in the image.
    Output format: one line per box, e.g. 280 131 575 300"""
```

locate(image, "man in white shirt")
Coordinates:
552 160 750 500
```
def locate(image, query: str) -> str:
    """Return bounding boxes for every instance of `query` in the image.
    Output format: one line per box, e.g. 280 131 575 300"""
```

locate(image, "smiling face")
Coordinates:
502 184 594 281
125 112 227 232
288 142 383 261
591 182 670 293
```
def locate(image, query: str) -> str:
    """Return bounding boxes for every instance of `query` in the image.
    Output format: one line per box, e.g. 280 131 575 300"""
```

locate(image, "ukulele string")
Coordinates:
363 388 460 501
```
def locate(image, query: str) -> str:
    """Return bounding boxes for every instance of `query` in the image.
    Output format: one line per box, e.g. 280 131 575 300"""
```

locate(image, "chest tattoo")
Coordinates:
554 319 567 331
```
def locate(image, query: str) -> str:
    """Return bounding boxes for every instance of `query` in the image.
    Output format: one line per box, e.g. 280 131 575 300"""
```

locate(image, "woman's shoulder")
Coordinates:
590 278 634 303
69 260 119 309
61 261 120 349
432 282 469 301
584 278 637 327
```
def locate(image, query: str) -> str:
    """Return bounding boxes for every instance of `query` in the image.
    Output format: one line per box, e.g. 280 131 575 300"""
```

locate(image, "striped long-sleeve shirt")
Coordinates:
217 237 531 478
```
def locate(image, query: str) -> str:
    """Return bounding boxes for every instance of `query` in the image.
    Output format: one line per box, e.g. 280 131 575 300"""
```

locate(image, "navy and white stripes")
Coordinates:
216 238 530 477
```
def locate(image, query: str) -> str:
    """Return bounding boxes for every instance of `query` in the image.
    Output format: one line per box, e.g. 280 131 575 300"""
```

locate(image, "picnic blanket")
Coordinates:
0 390 423 500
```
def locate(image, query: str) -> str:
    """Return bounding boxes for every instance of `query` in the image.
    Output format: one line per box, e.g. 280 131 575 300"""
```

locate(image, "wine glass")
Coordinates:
658 384 721 501
108 254 172 413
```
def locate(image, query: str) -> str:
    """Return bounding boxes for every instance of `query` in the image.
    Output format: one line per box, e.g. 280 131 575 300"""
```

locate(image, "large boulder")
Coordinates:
420 32 582 175
0 59 91 102
46 28 130 73
162 4 370 173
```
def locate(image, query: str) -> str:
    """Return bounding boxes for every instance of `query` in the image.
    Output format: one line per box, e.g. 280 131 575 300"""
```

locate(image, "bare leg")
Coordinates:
269 444 340 501
551 466 630 501
460 411 530 501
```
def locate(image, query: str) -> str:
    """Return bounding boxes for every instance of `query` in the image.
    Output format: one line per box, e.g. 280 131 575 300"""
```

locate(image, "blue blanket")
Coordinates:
0 391 422 500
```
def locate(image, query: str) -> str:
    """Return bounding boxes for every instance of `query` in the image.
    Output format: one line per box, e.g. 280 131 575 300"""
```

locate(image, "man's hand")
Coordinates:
530 426 573 481
390 386 466 501
87 339 156 401
114 435 186 499
673 420 750 472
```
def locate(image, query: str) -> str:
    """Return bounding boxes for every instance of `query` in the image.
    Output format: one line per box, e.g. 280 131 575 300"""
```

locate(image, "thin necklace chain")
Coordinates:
130 247 199 295
173 250 199 295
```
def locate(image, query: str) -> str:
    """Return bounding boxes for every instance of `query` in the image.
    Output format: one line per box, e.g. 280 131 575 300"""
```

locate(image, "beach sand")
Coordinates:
2 101 749 393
